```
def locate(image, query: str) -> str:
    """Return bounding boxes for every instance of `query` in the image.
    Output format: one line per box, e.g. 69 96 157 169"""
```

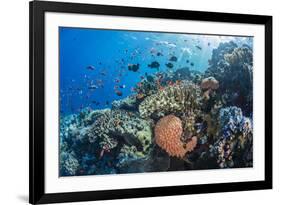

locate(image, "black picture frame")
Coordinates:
29 1 272 204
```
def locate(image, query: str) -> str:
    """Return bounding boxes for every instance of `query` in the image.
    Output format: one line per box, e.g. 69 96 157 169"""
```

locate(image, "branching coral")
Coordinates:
154 114 197 158
139 81 202 118
111 95 138 111
90 110 153 154
60 151 79 176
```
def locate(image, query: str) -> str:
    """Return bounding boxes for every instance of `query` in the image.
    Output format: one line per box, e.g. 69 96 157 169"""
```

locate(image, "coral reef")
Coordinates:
219 106 252 140
60 151 79 176
205 41 253 115
111 95 138 111
90 110 153 154
154 114 197 158
209 106 253 168
139 81 202 119
59 108 153 175
59 39 254 176
200 76 219 100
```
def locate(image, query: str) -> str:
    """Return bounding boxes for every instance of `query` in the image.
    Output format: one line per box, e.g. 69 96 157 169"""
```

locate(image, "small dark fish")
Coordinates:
190 62 194 66
105 101 109 105
186 60 189 63
169 56 177 62
156 52 163 56
119 85 126 89
115 90 123 96
128 63 140 72
165 62 174 68
114 78 120 83
208 42 211 46
148 61 160 69
196 45 202 50
100 71 107 76
86 65 95 70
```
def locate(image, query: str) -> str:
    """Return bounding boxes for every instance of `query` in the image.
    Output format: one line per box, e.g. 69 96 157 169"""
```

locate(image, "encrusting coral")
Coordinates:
154 114 197 158
139 81 202 119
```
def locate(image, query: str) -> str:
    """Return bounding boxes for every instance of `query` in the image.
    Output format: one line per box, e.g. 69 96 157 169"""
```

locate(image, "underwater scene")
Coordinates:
59 27 253 176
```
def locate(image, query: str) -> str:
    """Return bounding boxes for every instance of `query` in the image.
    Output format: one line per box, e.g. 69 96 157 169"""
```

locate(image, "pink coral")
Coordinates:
154 115 197 158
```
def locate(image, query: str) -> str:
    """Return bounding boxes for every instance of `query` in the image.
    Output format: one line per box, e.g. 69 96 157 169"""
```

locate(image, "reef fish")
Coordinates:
157 52 163 56
128 63 140 72
148 61 160 69
165 62 174 68
196 45 202 50
100 71 106 76
169 56 177 62
86 65 95 70
115 90 123 96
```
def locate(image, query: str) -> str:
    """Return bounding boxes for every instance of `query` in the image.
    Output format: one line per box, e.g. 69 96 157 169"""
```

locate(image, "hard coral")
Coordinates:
154 115 197 158
139 81 202 118
90 110 153 154
200 77 219 100
205 41 253 115
200 77 219 90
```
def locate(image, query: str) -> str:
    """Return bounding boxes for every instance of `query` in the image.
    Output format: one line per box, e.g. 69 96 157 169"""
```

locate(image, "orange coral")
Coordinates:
154 115 197 158
200 77 219 90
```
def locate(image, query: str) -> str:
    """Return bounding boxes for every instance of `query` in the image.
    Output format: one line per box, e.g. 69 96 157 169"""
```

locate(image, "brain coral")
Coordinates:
154 114 197 158
139 81 202 118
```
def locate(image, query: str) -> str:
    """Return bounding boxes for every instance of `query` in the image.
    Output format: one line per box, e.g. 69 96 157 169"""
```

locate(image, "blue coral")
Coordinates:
219 106 252 139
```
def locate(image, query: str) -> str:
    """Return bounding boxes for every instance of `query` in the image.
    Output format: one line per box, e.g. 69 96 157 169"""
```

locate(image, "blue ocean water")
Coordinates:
59 27 252 115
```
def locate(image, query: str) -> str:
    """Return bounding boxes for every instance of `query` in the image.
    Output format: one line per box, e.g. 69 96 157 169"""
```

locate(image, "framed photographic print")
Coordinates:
29 0 272 204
